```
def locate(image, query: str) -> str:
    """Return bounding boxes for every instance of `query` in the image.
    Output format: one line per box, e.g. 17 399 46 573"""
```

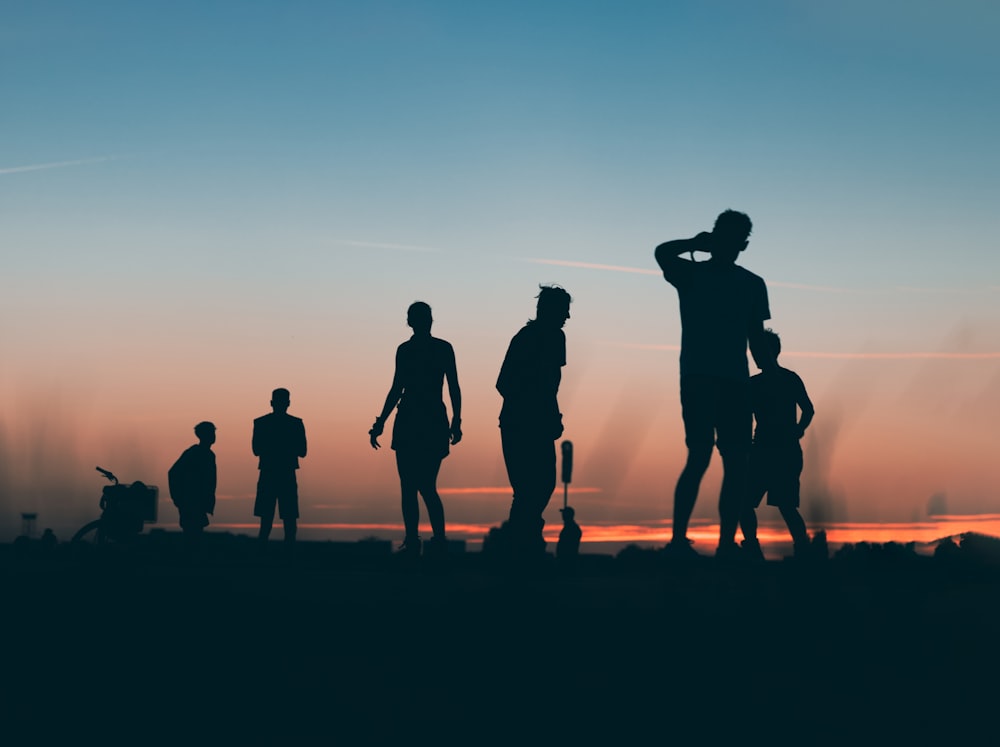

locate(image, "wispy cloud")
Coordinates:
525 257 1000 295
524 257 854 292
605 342 1000 360
0 156 117 175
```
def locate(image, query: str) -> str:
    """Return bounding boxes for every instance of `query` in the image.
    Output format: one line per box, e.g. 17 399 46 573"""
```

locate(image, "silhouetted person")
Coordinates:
655 210 769 559
557 506 582 560
369 301 462 557
40 528 57 548
168 421 217 550
740 329 814 559
253 388 307 546
497 285 572 560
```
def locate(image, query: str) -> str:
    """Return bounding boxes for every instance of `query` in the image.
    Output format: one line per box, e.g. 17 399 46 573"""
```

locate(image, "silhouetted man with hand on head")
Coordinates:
655 210 770 560
497 285 572 561
253 388 307 547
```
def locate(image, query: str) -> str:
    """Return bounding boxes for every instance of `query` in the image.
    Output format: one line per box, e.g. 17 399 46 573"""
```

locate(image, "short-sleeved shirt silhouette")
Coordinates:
751 367 809 447
663 261 770 380
391 335 455 458
252 413 307 473
497 322 566 434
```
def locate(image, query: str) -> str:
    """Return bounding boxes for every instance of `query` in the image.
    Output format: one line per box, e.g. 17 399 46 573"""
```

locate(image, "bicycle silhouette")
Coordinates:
71 466 159 544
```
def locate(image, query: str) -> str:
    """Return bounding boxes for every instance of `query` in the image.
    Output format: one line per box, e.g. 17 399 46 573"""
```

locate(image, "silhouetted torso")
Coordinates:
168 443 217 527
497 321 565 431
751 367 809 446
392 335 454 456
662 260 769 380
253 412 307 472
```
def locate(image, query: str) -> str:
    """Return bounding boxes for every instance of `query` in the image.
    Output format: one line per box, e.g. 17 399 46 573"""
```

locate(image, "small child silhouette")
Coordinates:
740 329 815 560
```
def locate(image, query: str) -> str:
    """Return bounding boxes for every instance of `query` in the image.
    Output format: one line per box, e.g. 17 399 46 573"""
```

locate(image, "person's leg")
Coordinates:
673 445 712 542
674 377 715 545
415 456 446 540
502 428 555 555
276 472 300 544
255 474 275 542
396 451 422 543
780 506 809 547
716 380 752 549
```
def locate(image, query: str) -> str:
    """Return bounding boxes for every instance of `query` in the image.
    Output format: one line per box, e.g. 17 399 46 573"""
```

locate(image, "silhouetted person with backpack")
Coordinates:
253 388 307 547
740 329 814 560
369 301 462 558
168 421 217 550
497 285 572 561
655 210 769 560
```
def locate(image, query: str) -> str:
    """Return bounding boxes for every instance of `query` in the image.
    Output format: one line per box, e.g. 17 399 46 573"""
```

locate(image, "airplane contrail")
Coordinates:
606 342 1000 360
0 156 117 175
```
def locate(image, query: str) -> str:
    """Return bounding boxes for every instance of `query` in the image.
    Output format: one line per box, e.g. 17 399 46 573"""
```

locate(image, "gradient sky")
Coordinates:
2 1 999 542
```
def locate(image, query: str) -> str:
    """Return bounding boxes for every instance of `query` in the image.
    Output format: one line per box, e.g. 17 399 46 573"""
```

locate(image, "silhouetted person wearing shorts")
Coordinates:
369 301 462 557
740 329 814 559
497 285 572 560
168 421 217 550
253 388 307 546
655 210 769 559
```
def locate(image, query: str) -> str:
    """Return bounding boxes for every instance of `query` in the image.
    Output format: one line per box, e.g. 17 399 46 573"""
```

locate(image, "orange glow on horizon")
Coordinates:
199 515 1000 552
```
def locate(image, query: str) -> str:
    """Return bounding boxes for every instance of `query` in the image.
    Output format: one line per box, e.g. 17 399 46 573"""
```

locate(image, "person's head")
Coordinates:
407 301 433 335
560 506 576 522
194 421 216 446
534 285 572 328
271 388 291 413
711 209 752 263
753 328 781 370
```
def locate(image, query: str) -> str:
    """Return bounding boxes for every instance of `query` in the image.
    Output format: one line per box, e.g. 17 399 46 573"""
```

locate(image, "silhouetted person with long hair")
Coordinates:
740 329 814 559
168 421 217 550
253 388 307 546
369 301 462 557
655 210 769 559
497 285 572 560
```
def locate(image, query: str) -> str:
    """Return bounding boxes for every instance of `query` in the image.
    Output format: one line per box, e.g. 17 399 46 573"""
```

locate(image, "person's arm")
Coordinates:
370 350 404 449
654 232 713 276
444 344 463 445
297 420 307 459
747 321 768 372
795 376 815 438
251 420 261 457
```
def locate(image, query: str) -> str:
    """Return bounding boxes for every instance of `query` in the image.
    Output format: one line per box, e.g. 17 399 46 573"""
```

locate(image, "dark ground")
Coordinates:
4 532 1000 744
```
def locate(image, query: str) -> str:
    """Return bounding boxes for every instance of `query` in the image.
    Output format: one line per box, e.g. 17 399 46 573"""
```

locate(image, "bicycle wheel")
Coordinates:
71 519 106 544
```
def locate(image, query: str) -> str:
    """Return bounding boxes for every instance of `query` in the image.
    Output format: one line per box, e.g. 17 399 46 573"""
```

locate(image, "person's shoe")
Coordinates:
397 537 421 557
425 535 449 558
741 538 766 563
663 538 700 561
715 541 743 563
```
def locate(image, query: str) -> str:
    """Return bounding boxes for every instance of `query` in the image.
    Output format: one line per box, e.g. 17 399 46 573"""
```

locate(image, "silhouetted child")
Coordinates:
557 506 582 560
168 421 217 550
740 330 814 559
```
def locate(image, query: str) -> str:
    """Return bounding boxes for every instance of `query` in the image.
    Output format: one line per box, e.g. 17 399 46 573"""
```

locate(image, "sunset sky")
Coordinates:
2 1 999 546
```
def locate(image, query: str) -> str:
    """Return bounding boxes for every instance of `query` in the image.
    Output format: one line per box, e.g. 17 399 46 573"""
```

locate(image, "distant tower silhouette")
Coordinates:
21 512 38 538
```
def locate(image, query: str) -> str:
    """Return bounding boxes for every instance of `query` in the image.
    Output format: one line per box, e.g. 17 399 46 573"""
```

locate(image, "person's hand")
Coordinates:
796 425 807 440
450 419 463 446
369 418 385 450
693 231 714 252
